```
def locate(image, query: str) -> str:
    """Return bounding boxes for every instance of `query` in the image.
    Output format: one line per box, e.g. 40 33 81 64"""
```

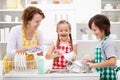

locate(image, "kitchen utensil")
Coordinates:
67 60 92 73
81 61 92 73
67 60 85 73
26 46 43 55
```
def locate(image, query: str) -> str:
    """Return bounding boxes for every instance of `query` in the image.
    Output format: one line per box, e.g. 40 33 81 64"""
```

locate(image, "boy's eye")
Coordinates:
59 30 63 32
92 29 96 32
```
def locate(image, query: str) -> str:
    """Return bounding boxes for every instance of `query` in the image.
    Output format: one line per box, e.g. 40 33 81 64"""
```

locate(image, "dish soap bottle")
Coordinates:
37 52 44 74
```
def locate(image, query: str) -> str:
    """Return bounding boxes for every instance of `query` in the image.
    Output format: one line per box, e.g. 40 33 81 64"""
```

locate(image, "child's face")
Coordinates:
57 23 71 41
91 22 105 40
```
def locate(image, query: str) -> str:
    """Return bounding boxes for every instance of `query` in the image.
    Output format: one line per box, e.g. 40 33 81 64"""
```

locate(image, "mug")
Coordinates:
4 15 12 22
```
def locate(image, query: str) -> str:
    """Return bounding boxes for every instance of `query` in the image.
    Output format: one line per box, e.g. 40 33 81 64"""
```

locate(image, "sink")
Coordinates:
46 69 69 73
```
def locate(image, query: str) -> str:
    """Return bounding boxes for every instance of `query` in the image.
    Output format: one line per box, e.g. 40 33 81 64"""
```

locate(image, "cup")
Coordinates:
4 15 12 22
104 4 113 9
15 17 19 22
82 34 88 40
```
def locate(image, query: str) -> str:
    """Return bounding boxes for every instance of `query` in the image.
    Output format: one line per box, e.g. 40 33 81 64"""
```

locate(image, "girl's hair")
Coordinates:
88 14 110 36
22 6 45 29
56 20 73 49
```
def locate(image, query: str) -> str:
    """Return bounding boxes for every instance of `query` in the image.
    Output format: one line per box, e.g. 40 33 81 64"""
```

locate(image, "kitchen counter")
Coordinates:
3 69 100 80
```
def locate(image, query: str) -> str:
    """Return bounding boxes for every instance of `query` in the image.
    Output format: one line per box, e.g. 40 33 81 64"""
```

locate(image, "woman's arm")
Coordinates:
7 27 17 58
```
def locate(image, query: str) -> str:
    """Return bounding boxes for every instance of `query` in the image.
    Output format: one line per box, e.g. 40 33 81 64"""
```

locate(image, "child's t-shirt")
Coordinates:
96 37 117 61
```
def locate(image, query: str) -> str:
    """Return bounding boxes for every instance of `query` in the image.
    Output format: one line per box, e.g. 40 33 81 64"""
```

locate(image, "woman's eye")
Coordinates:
59 30 63 32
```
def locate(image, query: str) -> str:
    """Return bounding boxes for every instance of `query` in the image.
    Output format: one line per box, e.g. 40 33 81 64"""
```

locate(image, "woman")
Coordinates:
3 6 45 73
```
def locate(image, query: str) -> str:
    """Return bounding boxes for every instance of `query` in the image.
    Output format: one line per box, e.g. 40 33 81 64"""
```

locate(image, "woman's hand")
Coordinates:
25 45 39 50
16 45 39 53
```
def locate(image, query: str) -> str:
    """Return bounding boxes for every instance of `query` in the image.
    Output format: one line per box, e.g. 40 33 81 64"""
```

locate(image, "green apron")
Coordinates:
95 36 118 80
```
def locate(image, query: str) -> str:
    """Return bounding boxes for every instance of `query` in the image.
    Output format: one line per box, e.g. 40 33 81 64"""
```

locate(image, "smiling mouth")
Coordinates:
61 35 67 37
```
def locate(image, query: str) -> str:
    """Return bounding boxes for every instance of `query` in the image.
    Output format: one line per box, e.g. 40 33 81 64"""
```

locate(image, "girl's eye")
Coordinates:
36 21 39 23
65 30 68 32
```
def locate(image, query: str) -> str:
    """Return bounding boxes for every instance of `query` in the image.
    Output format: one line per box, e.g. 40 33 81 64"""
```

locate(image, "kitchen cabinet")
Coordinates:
101 1 120 58
0 0 24 60
101 0 120 22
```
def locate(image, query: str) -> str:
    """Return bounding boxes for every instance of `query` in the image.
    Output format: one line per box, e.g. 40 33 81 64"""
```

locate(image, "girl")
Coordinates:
3 6 45 73
45 20 78 69
82 14 119 80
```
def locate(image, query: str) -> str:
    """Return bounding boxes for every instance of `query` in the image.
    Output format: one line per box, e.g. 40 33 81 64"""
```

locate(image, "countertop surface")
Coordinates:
4 69 99 78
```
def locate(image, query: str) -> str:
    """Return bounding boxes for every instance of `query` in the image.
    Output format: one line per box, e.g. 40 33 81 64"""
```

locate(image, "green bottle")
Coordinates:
38 52 44 74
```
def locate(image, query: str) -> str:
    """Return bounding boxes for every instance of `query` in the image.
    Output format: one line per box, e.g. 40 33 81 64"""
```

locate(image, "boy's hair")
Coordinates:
22 6 45 29
56 20 73 50
88 14 110 36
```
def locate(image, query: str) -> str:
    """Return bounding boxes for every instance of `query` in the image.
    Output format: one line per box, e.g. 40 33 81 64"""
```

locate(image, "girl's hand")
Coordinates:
54 49 64 56
71 52 77 61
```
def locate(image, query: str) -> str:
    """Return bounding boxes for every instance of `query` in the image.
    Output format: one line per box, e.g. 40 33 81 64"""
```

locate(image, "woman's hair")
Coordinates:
88 14 110 36
56 20 73 49
22 6 45 28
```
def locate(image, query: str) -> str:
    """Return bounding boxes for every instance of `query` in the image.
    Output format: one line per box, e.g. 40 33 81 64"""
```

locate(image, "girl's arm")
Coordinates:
45 42 59 59
73 44 78 55
89 57 116 68
71 43 78 60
